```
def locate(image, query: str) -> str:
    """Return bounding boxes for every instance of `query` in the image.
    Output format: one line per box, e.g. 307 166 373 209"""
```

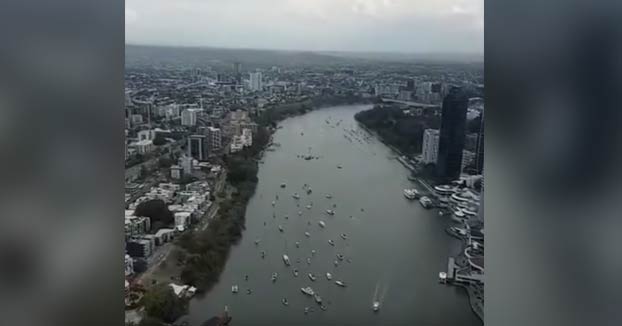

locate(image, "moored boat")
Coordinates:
326 272 332 280
318 221 326 228
271 272 278 282
301 287 314 296
328 240 335 246
335 280 346 287
283 254 290 266
308 273 317 281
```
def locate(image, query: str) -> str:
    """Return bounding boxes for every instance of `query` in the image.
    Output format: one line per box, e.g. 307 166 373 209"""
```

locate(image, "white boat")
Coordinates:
282 298 289 306
311 250 316 256
419 196 433 209
372 301 380 312
314 294 322 304
306 258 311 265
335 280 346 287
278 225 284 232
340 233 347 240
272 272 278 282
292 193 300 199
295 241 300 248
304 307 310 314
298 211 302 216
293 269 299 277
304 232 310 237
283 254 290 266
328 240 335 246
336 254 345 261
334 260 339 266
301 287 314 296
254 239 260 245
326 273 332 280
232 285 239 293
403 188 419 200
318 221 326 228
326 209 335 215
272 201 276 206
308 273 317 281
306 205 312 209
325 194 332 199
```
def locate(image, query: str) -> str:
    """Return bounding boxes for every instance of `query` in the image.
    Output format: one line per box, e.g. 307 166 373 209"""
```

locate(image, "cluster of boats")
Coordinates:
403 188 433 208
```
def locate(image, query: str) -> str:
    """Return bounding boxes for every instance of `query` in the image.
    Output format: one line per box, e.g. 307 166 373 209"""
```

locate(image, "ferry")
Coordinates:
318 221 326 228
419 196 433 209
301 287 314 296
283 254 290 266
326 272 332 280
403 188 419 200
326 209 335 215
335 280 346 287
271 272 278 282
308 273 317 281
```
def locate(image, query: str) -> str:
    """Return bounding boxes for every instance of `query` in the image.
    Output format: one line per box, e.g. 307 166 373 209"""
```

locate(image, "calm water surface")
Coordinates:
185 105 481 326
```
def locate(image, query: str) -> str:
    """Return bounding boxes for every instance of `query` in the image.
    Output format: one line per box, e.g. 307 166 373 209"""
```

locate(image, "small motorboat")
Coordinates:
283 254 290 266
298 211 303 216
292 193 300 200
372 301 380 312
305 232 310 237
272 201 276 206
325 194 332 199
326 209 335 215
340 233 347 240
295 241 300 248
335 280 346 287
247 288 252 295
334 260 339 266
337 165 343 169
306 188 312 194
254 239 260 245
308 273 317 281
280 183 287 188
272 272 278 282
336 254 345 261
328 240 335 246
293 269 299 277
311 250 316 256
278 225 284 232
306 258 311 265
304 307 310 314
301 287 314 296
284 215 289 219
231 285 239 293
326 273 332 280
318 221 326 228
282 298 289 306
314 294 322 304
320 305 327 311
306 205 312 209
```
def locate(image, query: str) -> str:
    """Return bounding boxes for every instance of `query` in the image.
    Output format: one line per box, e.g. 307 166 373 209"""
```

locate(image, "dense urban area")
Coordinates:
124 45 484 326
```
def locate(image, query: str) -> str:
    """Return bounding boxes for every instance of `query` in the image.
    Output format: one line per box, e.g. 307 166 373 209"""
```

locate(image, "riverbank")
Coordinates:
357 116 483 323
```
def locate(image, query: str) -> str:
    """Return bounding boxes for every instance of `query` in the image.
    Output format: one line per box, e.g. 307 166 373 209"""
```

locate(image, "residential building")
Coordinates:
170 165 182 180
422 129 440 164
134 139 154 155
181 108 202 126
188 134 207 161
126 239 153 259
249 71 263 91
207 127 222 151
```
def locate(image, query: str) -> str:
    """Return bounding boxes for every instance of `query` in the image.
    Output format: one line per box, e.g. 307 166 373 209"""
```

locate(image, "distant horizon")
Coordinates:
125 43 484 62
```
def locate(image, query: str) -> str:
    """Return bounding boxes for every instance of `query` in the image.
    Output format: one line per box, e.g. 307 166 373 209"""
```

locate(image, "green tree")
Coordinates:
153 134 167 146
138 316 166 326
141 285 187 323
134 199 174 230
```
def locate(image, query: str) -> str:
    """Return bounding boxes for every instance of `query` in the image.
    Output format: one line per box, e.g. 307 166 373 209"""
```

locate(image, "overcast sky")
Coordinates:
125 0 483 54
